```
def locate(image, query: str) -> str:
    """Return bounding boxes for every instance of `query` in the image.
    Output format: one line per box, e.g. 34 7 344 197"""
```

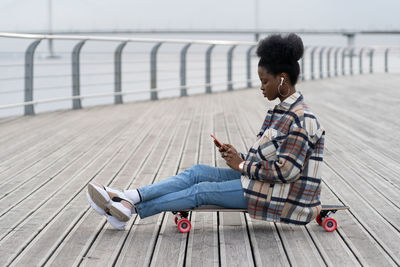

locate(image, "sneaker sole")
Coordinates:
88 183 131 222
86 190 106 216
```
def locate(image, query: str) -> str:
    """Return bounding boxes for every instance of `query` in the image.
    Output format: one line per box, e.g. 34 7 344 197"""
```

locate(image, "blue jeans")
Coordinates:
135 164 247 218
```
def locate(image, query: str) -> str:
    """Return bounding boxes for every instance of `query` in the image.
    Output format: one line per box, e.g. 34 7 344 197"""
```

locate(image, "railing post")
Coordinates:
301 47 308 81
327 47 333 78
349 48 355 75
385 48 389 73
72 40 86 109
246 45 256 88
310 47 317 80
114 41 127 104
341 47 348 76
180 43 191 97
205 44 216 94
359 48 365 74
227 45 237 91
369 48 374 74
150 42 162 100
334 47 340 77
24 39 42 115
319 47 326 79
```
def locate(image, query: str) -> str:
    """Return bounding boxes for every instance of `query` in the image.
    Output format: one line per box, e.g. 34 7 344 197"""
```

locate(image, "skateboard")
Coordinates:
172 204 349 233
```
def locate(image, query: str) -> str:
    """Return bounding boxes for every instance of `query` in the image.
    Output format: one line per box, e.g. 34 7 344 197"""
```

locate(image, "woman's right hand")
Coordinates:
219 143 237 154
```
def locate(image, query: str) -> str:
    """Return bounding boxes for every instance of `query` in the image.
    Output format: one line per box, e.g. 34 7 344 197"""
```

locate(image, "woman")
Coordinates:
86 33 325 229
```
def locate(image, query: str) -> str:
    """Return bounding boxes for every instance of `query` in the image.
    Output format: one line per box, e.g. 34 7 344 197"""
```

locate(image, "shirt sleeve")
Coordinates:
239 152 247 160
241 127 309 183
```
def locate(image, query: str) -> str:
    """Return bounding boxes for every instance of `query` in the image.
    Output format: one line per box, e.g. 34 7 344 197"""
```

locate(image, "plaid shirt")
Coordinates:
240 92 325 225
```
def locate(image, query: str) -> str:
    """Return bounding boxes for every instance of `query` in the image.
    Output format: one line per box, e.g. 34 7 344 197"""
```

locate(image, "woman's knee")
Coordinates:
188 164 210 180
190 183 208 207
190 164 208 172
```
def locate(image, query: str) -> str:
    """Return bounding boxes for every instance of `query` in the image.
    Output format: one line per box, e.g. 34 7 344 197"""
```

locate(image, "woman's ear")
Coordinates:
280 73 289 84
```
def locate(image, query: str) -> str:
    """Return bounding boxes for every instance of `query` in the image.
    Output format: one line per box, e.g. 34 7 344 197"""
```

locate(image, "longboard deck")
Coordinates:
178 204 349 213
173 205 350 233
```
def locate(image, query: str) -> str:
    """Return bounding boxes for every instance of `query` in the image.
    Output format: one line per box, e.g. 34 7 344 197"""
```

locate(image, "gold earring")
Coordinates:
278 80 289 97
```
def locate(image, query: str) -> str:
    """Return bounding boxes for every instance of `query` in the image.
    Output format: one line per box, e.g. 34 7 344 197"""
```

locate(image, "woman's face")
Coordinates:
258 66 280 101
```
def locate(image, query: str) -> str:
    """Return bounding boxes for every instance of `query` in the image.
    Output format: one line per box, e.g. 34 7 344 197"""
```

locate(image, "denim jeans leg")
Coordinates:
138 164 241 202
136 179 247 219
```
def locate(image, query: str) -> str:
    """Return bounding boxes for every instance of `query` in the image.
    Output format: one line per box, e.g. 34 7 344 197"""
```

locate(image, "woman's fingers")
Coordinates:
221 152 231 158
219 145 229 153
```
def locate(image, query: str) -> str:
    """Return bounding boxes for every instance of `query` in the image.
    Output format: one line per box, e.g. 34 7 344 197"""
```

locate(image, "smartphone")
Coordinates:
210 133 223 148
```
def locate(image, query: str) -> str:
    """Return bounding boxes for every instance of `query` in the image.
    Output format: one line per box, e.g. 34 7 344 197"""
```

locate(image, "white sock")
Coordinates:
124 189 141 204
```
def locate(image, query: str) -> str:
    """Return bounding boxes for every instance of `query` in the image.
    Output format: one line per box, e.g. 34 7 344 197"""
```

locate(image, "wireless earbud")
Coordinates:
280 77 284 86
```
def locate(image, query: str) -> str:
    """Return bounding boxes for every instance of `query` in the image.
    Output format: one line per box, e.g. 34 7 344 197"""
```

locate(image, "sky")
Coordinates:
0 0 399 32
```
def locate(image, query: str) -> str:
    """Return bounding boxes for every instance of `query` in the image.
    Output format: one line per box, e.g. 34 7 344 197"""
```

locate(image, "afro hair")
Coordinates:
256 33 304 85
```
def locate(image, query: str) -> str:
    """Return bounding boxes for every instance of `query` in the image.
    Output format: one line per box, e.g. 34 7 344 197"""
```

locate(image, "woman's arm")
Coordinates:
242 127 310 183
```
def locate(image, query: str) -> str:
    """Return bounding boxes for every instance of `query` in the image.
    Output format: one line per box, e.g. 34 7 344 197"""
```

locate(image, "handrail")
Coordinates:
0 79 259 110
0 32 256 46
0 32 399 117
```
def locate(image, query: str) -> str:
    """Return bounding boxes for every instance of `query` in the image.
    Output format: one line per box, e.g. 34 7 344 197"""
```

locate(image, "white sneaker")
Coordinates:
106 214 126 230
87 182 135 222
86 189 127 230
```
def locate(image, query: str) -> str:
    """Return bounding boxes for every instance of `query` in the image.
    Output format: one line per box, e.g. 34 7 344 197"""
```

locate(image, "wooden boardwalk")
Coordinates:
0 73 399 267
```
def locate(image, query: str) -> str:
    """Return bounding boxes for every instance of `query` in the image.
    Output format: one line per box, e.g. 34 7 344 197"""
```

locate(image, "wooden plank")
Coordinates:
314 93 400 177
322 114 400 186
324 150 400 229
0 108 105 179
38 99 180 266
317 168 396 266
6 99 165 266
0 109 69 144
323 164 400 264
114 96 200 267
0 104 142 220
0 109 95 180
0 102 152 224
0 74 399 266
0 105 126 171
214 92 254 267
0 121 132 239
0 102 155 266
79 99 189 267
0 116 129 217
0 108 93 163
0 106 134 199
301 74 400 164
324 128 400 186
185 93 219 267
295 76 400 265
311 110 400 187
145 96 204 267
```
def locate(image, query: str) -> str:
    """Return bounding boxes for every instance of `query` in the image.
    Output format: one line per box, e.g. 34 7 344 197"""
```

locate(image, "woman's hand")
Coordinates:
220 144 243 172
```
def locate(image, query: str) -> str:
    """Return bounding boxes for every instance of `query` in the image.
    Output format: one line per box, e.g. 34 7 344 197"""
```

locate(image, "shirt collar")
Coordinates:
275 91 302 111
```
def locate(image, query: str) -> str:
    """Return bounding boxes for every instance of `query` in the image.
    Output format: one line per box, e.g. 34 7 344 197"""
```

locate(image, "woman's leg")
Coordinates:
87 164 242 229
136 179 246 219
135 164 241 203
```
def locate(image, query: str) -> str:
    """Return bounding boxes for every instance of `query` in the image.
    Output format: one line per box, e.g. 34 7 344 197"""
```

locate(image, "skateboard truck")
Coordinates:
316 205 350 232
172 211 191 233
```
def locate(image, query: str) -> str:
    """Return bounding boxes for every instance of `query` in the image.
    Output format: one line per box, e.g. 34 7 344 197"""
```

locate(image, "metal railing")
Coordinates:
0 33 398 116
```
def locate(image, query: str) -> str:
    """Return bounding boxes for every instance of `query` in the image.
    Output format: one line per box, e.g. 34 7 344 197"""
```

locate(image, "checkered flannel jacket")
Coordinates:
240 92 325 225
